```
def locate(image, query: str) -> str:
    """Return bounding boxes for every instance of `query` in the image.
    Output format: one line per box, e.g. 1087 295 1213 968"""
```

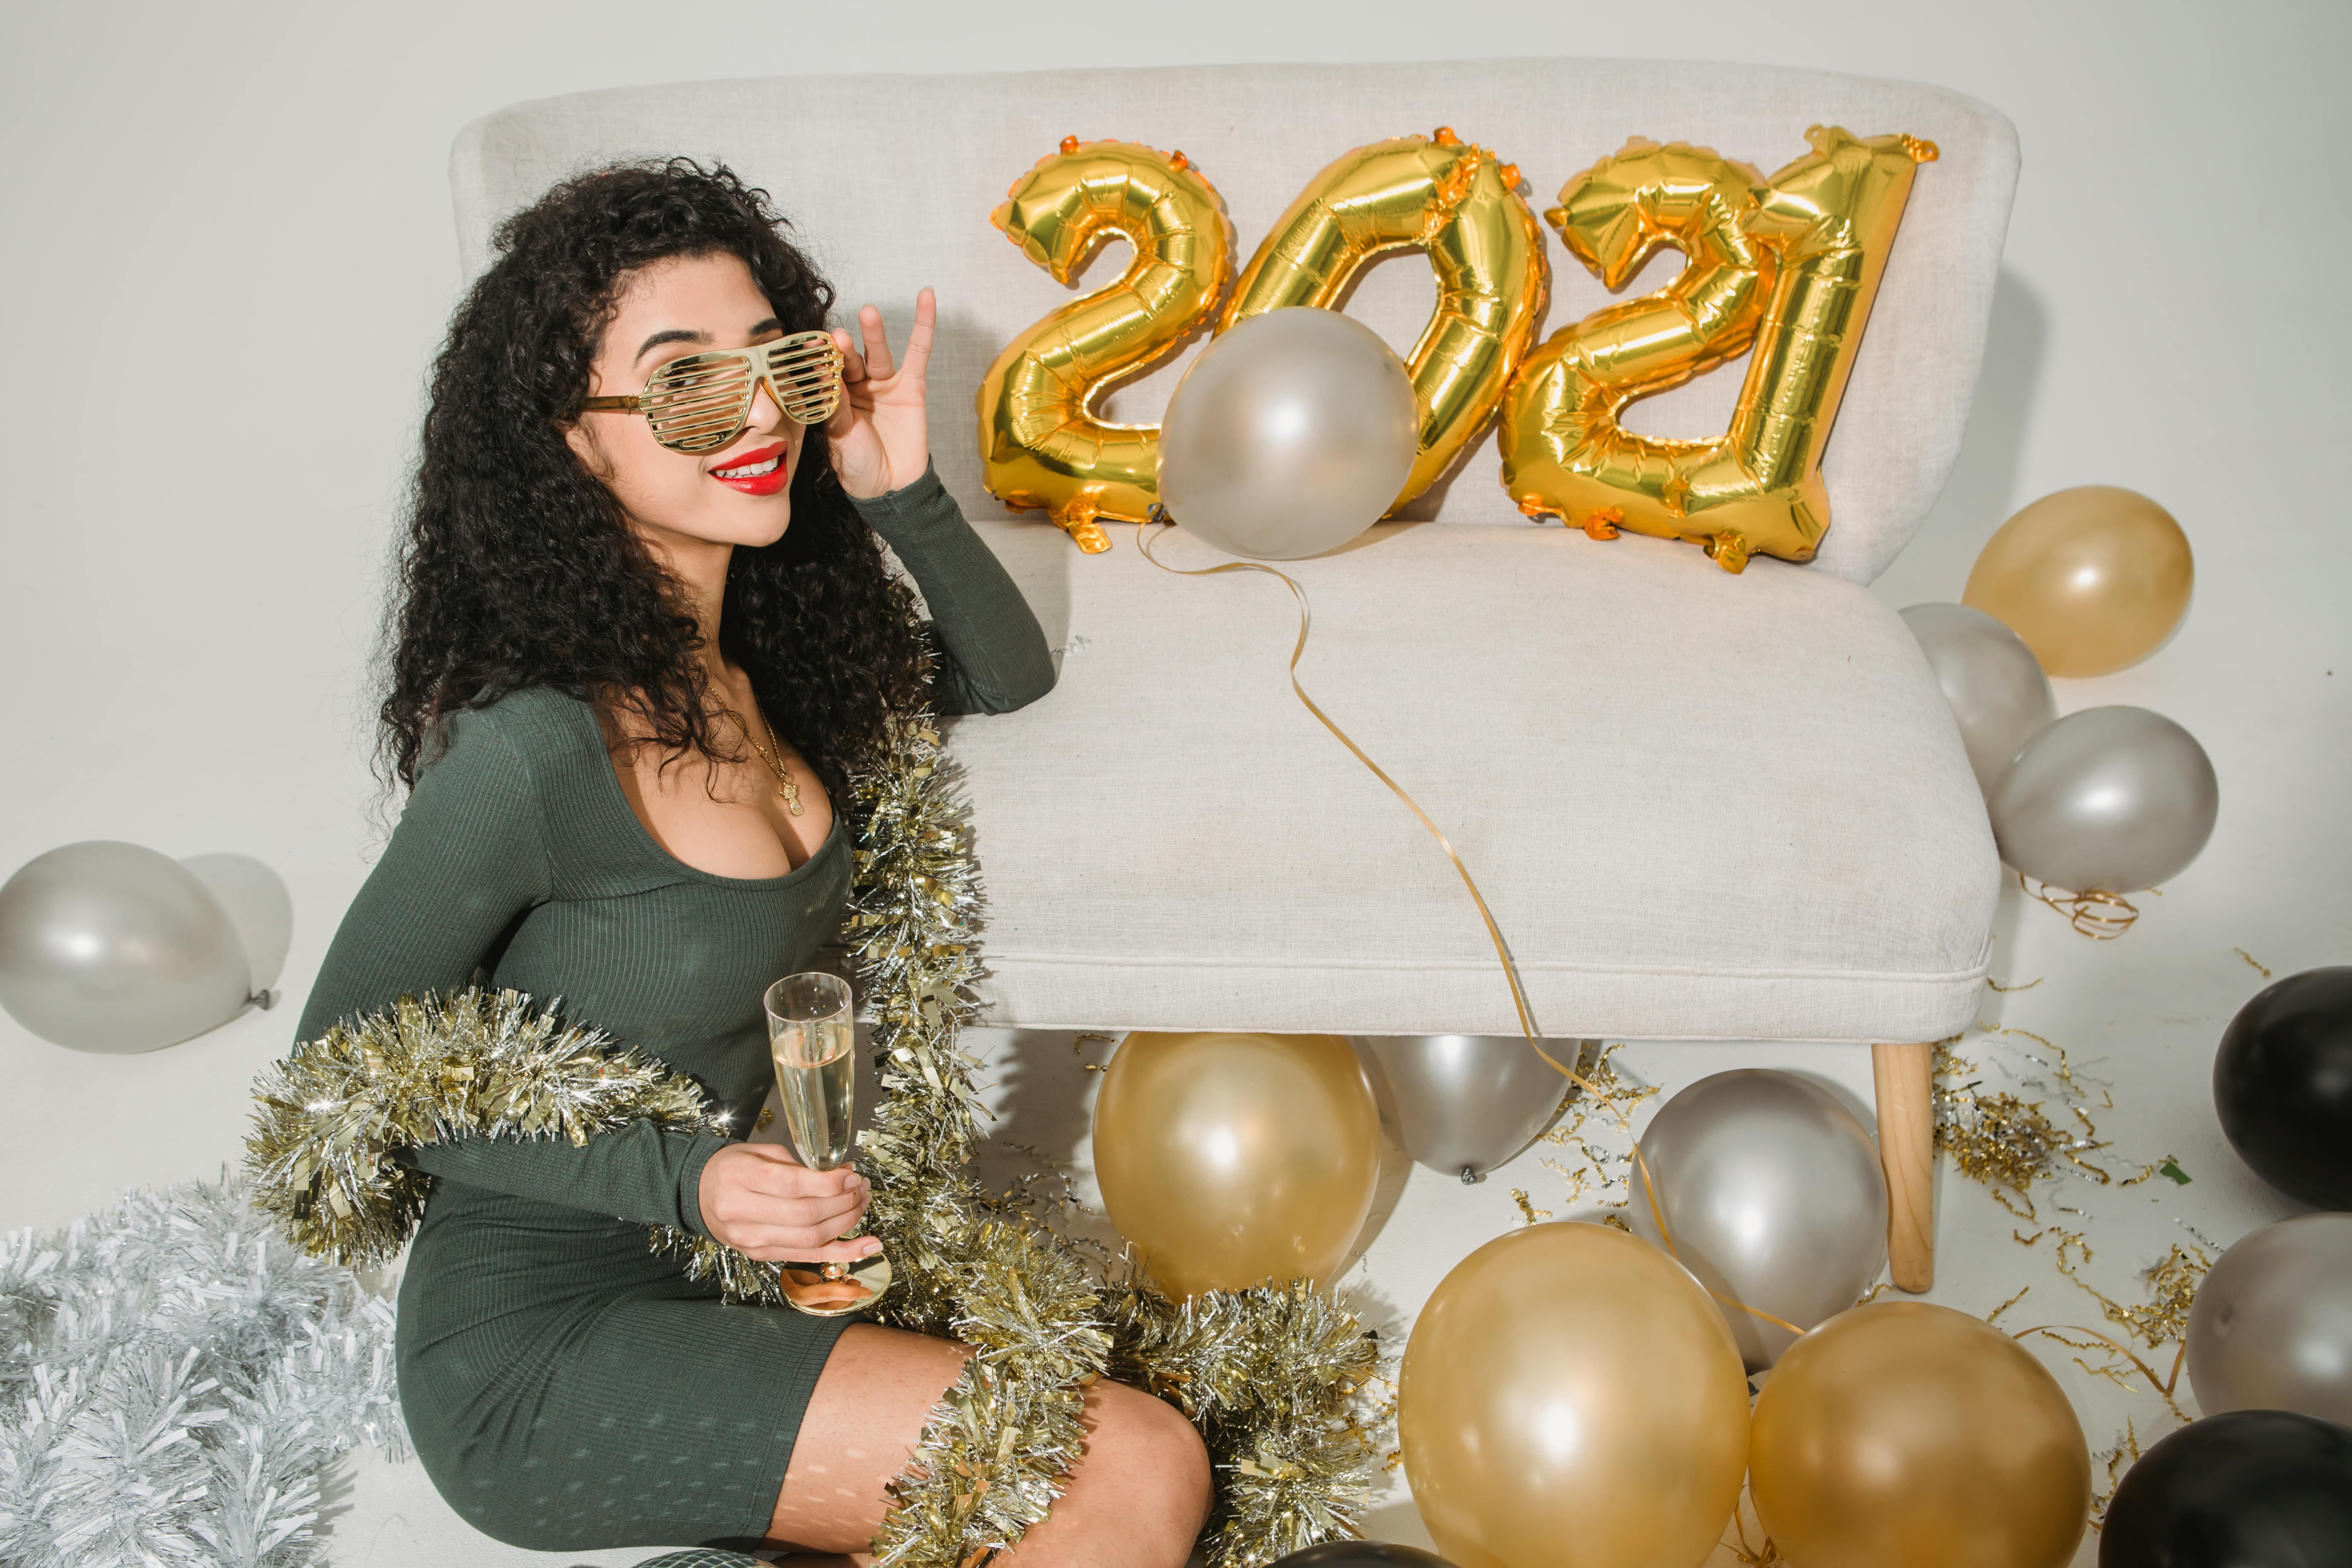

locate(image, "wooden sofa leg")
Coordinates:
1872 1041 1936 1293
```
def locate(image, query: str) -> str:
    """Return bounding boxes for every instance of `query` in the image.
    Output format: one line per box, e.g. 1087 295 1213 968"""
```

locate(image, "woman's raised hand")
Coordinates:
697 1141 879 1264
825 287 935 501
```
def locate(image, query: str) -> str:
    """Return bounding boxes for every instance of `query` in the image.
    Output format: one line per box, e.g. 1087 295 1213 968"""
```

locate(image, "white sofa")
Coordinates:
451 58 2017 1292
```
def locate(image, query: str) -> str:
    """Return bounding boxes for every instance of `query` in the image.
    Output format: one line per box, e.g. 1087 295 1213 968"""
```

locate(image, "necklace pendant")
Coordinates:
779 776 805 816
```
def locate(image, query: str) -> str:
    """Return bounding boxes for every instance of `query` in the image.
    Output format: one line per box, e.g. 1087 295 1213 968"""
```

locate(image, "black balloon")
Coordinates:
2100 1409 2352 1566
2213 966 2352 1209
1273 1546 1457 1568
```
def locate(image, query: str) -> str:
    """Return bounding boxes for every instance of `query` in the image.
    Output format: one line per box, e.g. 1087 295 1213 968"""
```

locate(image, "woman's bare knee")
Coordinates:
1111 1385 1213 1532
1007 1382 1209 1565
773 1339 1209 1567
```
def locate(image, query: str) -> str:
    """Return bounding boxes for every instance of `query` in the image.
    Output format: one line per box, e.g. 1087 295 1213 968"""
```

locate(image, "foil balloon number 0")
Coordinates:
1501 127 1937 571
978 129 1544 552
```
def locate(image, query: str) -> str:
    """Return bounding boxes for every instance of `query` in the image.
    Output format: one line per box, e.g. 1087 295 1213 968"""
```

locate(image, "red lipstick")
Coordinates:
709 441 791 496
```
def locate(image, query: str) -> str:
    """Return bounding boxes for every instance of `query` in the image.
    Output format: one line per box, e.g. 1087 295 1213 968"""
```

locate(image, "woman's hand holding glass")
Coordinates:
825 287 935 501
696 1142 880 1265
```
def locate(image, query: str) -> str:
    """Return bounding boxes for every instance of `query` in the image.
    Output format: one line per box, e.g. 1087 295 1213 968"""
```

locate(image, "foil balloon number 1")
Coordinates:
1501 127 1938 572
978 129 1543 552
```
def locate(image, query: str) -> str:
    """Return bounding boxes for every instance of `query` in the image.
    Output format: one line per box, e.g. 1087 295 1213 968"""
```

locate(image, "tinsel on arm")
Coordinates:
244 988 807 1309
249 989 719 1265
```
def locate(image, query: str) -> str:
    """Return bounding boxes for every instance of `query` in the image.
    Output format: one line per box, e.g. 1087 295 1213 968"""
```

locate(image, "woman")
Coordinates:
296 160 1210 1563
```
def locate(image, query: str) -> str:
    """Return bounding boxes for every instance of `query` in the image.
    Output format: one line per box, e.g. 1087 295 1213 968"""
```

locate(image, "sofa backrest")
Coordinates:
451 58 2017 583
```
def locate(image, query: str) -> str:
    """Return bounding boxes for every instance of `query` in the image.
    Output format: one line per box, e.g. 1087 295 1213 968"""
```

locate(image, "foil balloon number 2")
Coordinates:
976 137 1233 554
979 124 1933 572
978 129 1541 553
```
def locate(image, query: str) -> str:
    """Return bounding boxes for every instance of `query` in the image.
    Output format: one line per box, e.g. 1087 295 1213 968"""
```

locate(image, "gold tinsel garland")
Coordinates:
831 705 1381 1565
246 679 1378 1566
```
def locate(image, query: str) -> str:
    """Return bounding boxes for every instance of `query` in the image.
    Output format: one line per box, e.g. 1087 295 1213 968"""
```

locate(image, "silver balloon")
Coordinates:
1157 307 1418 560
0 840 253 1052
1627 1069 1888 1372
1357 1035 1573 1181
1900 601 2056 794
2187 1212 2352 1426
1986 705 2219 892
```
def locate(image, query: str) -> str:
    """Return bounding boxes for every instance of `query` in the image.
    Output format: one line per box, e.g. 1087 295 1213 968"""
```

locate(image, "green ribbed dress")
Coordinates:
292 467 1053 1552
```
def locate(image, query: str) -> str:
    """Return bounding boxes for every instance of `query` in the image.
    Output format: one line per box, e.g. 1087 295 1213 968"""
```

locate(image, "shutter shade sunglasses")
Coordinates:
580 330 845 454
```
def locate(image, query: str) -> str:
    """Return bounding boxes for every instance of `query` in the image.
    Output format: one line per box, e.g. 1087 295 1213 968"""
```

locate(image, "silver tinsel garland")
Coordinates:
243 673 1380 1565
0 1175 405 1568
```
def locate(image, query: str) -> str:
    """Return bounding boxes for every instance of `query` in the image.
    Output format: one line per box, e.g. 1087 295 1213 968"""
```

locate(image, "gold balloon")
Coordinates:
1220 127 1546 512
1399 1222 1750 1568
1500 127 1937 572
978 137 1232 553
1963 486 2193 677
1749 1303 2091 1568
1091 1031 1378 1298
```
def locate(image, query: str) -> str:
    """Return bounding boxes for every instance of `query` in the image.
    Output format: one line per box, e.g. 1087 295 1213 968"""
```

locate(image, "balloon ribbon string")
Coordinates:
1136 513 1803 1340
2020 871 2141 939
1134 512 1538 1040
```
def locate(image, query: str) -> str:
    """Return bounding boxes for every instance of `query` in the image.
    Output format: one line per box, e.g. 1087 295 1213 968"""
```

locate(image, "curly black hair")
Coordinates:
379 158 929 806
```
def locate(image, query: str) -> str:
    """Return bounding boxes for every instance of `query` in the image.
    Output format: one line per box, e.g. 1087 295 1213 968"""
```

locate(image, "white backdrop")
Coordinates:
3 3 2349 1562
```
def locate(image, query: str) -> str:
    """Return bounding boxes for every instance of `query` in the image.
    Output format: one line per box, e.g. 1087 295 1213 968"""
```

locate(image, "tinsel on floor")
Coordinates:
243 668 1381 1566
0 1175 405 1568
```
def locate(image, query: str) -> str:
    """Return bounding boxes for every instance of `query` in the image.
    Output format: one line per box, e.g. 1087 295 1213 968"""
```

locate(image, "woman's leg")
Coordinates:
765 1322 1211 1565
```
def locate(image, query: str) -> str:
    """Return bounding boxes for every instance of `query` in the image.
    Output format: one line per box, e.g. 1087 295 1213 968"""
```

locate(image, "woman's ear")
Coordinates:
562 417 609 480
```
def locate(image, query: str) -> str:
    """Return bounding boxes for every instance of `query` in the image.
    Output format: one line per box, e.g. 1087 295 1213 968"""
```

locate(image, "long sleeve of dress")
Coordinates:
849 462 1056 717
292 706 729 1235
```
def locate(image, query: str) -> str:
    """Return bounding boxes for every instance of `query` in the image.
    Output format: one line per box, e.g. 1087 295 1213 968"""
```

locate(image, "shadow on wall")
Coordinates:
182 852 294 998
1875 266 2051 602
909 300 1076 665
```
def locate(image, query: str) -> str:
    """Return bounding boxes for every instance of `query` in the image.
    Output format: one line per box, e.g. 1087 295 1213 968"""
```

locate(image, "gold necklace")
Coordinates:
745 702 805 817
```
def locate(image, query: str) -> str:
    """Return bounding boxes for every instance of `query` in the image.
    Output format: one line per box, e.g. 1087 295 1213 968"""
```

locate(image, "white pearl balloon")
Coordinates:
0 841 252 1052
2187 1213 2352 1427
1901 602 2056 794
1357 1034 1571 1181
1987 706 2219 892
1157 307 1418 561
1628 1069 1889 1372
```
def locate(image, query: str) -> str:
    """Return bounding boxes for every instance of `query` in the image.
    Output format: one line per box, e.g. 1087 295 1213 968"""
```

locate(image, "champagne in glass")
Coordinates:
763 972 891 1316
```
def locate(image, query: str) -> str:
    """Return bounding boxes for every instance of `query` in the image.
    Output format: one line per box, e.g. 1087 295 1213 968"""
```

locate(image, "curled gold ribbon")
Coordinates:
1136 510 1803 1339
2020 872 2142 939
2011 1320 2191 1423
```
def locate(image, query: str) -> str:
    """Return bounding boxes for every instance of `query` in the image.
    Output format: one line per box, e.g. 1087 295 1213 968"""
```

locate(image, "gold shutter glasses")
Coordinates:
581 330 845 454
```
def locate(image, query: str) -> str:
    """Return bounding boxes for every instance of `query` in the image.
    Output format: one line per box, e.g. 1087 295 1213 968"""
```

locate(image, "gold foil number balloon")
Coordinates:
1499 141 1772 552
1091 1031 1380 1299
977 138 1232 553
1501 127 1936 572
1399 1222 1750 1568
1221 128 1546 512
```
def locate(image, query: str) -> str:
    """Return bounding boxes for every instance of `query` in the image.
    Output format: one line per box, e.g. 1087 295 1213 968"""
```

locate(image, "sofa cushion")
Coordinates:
452 57 2019 583
954 515 1999 1044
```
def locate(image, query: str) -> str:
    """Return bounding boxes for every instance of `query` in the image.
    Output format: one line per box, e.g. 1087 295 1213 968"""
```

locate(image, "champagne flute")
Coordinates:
763 972 892 1316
